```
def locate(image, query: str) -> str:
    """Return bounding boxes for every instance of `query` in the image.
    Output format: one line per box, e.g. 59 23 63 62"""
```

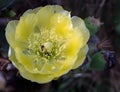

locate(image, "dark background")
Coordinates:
0 0 120 92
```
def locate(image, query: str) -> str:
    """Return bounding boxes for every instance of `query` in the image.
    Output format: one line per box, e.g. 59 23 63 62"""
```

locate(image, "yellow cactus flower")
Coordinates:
5 5 90 83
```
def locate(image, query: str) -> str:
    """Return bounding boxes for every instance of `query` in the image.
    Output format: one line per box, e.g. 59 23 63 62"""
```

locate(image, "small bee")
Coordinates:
41 45 45 52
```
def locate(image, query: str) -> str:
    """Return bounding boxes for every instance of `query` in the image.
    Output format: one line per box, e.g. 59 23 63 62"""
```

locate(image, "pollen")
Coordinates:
27 27 67 63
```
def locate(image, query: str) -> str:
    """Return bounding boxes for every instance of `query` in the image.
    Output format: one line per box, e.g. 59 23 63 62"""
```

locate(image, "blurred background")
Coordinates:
0 0 120 92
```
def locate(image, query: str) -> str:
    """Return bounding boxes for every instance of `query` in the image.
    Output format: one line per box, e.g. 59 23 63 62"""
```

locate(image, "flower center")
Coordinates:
40 42 53 53
26 27 67 62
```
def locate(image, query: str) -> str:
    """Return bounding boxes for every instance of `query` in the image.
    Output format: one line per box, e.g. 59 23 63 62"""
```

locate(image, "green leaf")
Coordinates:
84 17 99 36
9 10 16 17
1 9 16 17
90 52 106 70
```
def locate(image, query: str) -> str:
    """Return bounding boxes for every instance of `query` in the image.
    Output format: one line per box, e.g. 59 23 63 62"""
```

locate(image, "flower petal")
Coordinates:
53 57 77 78
19 68 53 83
15 47 35 73
39 61 63 74
50 11 73 37
8 47 21 68
15 14 37 42
72 45 88 69
8 48 53 83
22 7 42 16
36 5 63 27
71 16 90 47
64 33 81 57
5 20 18 48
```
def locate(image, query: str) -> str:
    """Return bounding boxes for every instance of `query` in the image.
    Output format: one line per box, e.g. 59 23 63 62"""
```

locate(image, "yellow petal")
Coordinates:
52 46 88 78
8 47 21 68
5 20 18 48
9 47 53 83
50 11 72 37
15 47 35 73
19 68 53 83
72 45 88 69
36 5 63 27
53 57 77 78
15 14 37 42
39 61 63 74
40 62 56 74
9 48 54 83
22 7 42 16
64 33 81 57
71 16 90 47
